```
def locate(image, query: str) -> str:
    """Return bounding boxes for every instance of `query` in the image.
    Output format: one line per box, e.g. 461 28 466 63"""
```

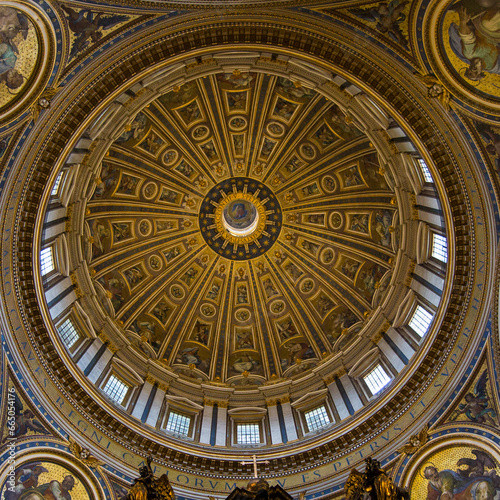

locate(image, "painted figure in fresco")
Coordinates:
349 0 409 49
99 275 125 311
306 214 324 224
424 454 500 500
61 6 128 58
200 141 217 160
231 203 248 220
159 188 179 204
375 209 393 247
207 282 220 300
315 125 336 147
0 7 28 91
302 145 315 159
124 266 144 287
277 319 299 341
276 77 316 99
177 346 209 373
284 262 303 280
360 265 386 297
138 132 164 155
180 267 198 286
317 294 335 316
448 4 500 82
1 397 46 445
283 342 315 368
178 101 201 123
323 177 336 191
232 354 260 373
323 249 334 264
330 310 359 334
157 220 174 232
302 183 319 196
341 259 361 280
261 138 276 157
218 72 254 88
263 278 279 298
175 161 194 178
301 240 320 255
343 166 363 187
274 98 296 120
4 463 48 500
117 174 139 195
19 475 75 500
476 122 500 168
112 222 132 241
329 105 363 141
227 92 246 110
163 246 180 262
89 220 110 258
235 329 253 349
237 284 248 303
116 112 147 143
451 370 499 426
131 319 161 351
191 321 209 346
93 163 117 199
285 156 302 173
350 214 370 234
0 136 10 157
152 301 171 324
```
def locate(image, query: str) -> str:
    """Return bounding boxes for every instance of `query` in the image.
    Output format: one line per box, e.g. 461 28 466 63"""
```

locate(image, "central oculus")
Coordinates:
199 177 282 261
223 198 259 237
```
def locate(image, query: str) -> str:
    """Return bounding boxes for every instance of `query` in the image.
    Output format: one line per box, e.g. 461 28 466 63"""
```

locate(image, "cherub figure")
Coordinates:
414 73 451 110
451 370 498 426
349 0 409 49
61 6 128 58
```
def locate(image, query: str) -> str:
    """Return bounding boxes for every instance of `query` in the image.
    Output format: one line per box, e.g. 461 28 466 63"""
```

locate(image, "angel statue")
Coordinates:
345 457 410 500
121 456 175 500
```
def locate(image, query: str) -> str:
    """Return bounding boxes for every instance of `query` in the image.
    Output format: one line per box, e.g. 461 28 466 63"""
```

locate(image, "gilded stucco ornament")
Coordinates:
68 436 104 469
414 74 451 110
396 424 430 456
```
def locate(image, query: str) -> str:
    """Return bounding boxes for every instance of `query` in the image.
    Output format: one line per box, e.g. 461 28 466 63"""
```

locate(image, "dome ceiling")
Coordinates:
81 72 398 386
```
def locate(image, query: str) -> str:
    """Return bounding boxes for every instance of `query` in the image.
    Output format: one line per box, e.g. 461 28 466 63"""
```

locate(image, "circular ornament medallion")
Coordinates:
199 177 282 260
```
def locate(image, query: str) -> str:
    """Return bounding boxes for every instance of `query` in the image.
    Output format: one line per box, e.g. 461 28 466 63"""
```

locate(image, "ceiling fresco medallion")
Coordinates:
440 1 500 101
0 3 55 125
200 177 282 260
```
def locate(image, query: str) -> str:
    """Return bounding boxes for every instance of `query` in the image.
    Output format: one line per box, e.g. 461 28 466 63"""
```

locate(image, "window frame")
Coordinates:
304 405 331 433
362 363 392 396
164 410 193 438
56 317 82 351
236 422 262 445
417 158 433 184
408 304 434 338
40 245 56 277
102 374 130 406
431 232 448 264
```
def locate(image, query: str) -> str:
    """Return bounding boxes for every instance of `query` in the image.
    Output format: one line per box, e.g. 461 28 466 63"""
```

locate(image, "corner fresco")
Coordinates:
0 7 39 110
409 445 500 500
1 460 92 500
441 0 500 99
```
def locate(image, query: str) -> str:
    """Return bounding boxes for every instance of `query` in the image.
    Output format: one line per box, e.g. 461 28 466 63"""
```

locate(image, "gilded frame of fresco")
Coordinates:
0 1 56 127
0 447 105 500
425 0 500 117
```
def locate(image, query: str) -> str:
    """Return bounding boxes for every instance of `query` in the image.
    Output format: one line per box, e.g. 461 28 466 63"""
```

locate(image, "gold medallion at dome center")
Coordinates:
215 192 267 245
